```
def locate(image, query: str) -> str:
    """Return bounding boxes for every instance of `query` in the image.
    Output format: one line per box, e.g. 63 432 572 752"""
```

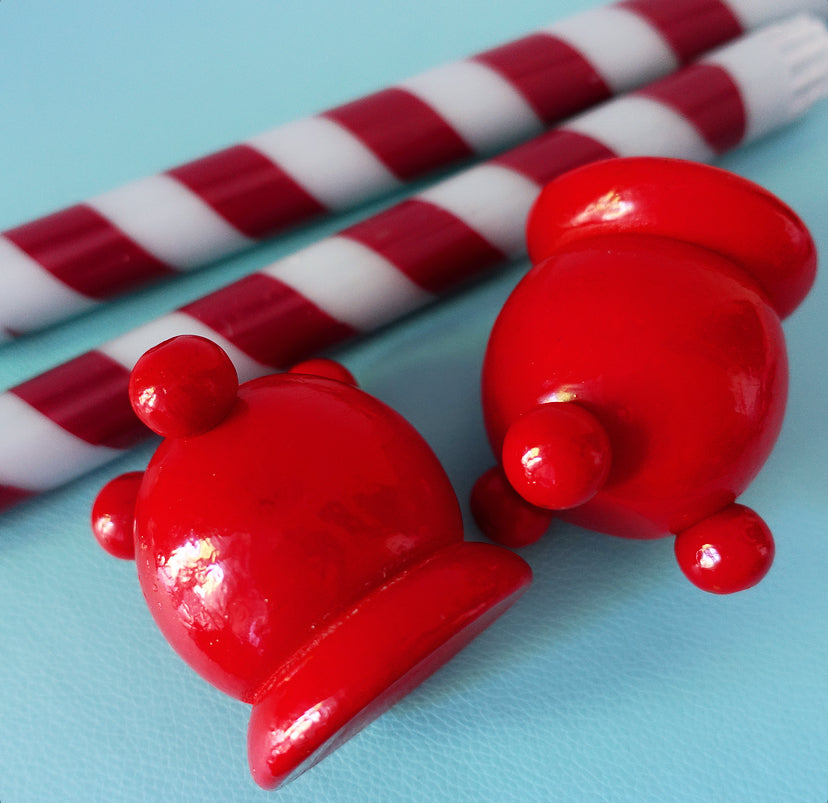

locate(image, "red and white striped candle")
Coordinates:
1 16 826 512
1 0 826 339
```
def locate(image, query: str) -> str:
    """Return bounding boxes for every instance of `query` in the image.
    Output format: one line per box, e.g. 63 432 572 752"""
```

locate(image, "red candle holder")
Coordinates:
92 337 530 788
472 156 816 594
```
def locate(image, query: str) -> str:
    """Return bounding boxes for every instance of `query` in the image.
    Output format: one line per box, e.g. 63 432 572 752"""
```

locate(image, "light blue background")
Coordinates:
1 1 826 801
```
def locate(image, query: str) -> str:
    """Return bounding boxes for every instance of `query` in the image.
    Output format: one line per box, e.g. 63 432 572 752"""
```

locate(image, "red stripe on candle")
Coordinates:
619 0 743 64
181 273 357 369
0 485 36 512
493 129 616 187
168 145 328 240
474 33 612 124
341 199 506 294
323 88 474 181
4 205 175 299
638 64 746 153
12 352 146 450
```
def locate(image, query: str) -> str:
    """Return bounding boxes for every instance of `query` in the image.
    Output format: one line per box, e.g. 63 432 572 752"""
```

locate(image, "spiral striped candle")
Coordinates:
1 0 826 339
1 16 826 512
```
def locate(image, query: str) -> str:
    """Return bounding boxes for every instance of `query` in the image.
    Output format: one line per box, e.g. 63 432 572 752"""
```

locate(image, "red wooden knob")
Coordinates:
93 338 530 788
474 157 816 594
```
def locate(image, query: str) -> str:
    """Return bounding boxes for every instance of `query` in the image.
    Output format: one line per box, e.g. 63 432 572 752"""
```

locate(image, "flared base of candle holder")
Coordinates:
246 540 531 789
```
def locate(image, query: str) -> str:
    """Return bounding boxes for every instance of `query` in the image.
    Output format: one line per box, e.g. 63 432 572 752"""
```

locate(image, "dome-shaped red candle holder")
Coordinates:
472 156 816 594
92 338 530 788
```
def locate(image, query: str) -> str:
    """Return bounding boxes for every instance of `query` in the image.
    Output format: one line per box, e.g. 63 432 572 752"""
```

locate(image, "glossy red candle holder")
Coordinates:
92 338 530 788
472 156 816 594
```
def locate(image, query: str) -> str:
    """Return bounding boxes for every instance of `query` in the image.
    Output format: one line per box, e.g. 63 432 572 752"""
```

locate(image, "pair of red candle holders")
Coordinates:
91 157 816 788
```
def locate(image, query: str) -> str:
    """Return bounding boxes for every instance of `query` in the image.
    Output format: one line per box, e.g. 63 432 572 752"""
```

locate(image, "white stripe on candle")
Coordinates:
89 174 254 270
0 236 96 335
247 117 402 211
0 393 123 490
547 6 679 93
400 61 544 153
264 236 433 331
417 164 541 259
100 310 269 382
564 96 715 163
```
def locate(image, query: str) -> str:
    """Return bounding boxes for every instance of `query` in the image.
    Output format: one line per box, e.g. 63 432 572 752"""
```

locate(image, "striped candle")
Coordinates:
1 0 826 339
1 16 826 512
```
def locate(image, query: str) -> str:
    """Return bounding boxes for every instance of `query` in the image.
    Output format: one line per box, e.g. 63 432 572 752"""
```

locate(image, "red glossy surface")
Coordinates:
90 471 143 560
248 541 528 788
136 371 472 701
470 466 554 548
94 336 531 787
674 503 775 593
478 157 814 592
526 157 816 319
502 402 611 510
484 235 787 540
128 334 239 438
288 357 357 385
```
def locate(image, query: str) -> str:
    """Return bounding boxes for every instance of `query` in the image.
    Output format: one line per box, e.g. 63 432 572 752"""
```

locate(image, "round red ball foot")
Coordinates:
246 542 530 789
91 471 144 559
674 503 775 594
501 403 611 510
471 466 554 548
129 334 239 438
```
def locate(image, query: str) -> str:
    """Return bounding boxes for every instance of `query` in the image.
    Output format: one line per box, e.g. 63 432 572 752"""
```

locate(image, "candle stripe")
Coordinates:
181 274 358 370
620 0 743 63
399 61 543 153
638 64 746 153
247 117 401 211
263 237 433 332
89 174 254 269
4 205 175 299
0 236 96 335
322 89 475 180
492 129 618 187
546 7 678 92
0 391 125 487
10 354 143 451
564 95 715 162
473 34 612 123
167 145 328 239
341 200 506 294
416 164 543 260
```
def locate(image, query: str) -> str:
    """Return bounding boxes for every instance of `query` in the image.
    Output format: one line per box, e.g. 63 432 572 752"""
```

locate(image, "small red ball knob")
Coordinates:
129 334 239 438
674 504 775 594
90 471 143 559
470 466 554 549
501 403 611 510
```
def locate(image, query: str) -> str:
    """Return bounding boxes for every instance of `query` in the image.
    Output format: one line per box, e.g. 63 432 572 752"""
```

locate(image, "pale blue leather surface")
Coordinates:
1 1 826 801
